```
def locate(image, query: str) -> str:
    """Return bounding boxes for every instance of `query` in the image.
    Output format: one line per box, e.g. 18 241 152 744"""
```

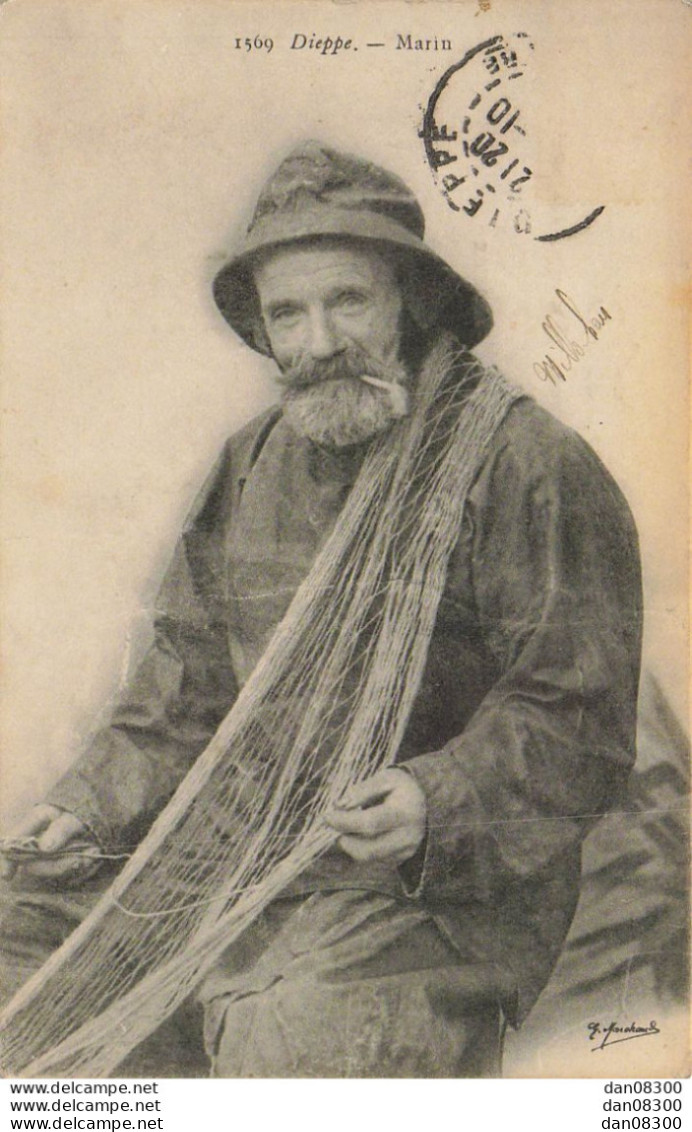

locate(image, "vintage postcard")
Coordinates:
0 0 689 1083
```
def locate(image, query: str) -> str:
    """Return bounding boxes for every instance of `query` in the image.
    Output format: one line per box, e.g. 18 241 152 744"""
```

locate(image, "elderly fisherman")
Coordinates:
0 143 642 1077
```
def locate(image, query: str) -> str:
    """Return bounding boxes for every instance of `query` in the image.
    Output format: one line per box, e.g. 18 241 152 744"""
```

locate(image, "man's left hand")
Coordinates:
325 768 426 864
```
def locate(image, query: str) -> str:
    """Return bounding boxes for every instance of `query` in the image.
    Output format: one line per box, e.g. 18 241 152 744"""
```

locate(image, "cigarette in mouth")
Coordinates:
358 374 408 415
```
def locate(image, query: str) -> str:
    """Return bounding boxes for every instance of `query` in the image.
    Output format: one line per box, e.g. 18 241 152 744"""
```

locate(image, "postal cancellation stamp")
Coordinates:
420 32 605 242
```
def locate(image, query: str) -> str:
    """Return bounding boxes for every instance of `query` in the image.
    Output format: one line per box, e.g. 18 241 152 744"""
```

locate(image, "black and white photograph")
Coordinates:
0 0 688 1094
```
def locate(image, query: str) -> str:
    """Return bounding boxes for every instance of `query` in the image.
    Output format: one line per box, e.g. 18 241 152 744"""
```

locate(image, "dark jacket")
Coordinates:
49 395 643 1024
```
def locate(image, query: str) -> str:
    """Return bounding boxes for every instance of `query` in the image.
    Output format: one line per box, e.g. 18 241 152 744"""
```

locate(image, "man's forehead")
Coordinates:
253 242 398 296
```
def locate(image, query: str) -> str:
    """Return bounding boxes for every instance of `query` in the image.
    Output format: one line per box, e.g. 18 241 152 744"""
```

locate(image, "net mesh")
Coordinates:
0 336 520 1077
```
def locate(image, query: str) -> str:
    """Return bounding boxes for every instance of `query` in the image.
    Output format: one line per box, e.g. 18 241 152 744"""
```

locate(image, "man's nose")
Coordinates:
306 306 342 359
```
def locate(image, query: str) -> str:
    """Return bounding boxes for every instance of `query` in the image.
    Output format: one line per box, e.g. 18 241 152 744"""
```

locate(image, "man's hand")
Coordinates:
325 768 426 864
0 804 97 881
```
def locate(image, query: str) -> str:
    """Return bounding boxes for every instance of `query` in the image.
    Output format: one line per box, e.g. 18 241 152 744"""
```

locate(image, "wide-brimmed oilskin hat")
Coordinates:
212 142 493 354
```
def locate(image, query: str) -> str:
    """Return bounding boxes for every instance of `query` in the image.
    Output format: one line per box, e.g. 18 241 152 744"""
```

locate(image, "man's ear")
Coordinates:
251 314 273 356
245 264 273 356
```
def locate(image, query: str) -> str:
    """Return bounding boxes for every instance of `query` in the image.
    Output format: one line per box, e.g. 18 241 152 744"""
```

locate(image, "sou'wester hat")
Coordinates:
212 142 493 354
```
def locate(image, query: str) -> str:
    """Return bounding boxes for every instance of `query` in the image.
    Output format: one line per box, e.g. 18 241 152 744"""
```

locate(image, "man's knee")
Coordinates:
207 971 503 1078
0 871 111 1007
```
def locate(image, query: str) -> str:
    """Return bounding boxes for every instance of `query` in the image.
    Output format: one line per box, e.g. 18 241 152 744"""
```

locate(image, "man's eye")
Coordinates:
269 307 300 326
335 291 368 311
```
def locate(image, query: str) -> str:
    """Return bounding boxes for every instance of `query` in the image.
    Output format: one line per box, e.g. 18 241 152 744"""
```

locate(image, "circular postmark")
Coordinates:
420 32 604 241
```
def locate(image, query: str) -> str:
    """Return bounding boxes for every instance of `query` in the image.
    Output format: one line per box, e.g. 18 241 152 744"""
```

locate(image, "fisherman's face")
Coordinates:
254 244 411 449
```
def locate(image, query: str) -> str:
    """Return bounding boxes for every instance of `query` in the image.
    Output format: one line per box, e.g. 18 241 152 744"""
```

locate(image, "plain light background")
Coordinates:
1 0 688 832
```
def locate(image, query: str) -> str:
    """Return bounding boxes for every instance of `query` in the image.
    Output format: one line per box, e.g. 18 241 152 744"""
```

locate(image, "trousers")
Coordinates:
201 889 504 1077
1 874 503 1078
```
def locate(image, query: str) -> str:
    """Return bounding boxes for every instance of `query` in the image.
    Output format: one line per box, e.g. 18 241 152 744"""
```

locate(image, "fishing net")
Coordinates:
0 335 520 1077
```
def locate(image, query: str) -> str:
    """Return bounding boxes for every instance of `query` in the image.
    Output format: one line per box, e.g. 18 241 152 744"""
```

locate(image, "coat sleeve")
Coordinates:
47 444 240 853
402 405 643 905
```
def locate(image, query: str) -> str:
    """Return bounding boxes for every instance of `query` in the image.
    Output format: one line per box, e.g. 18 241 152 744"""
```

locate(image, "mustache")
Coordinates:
276 346 407 392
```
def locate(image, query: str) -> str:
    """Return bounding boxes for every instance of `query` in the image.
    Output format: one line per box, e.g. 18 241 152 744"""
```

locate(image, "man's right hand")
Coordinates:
0 804 97 881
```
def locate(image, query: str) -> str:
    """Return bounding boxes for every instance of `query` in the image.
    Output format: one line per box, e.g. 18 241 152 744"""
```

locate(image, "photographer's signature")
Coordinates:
533 289 612 385
587 1020 660 1052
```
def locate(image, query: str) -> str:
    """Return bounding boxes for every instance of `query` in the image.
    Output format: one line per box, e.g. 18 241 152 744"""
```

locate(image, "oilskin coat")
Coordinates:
48 390 643 1026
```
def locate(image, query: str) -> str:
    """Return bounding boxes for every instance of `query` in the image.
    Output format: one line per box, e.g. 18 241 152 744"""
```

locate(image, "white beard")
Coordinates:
281 376 410 449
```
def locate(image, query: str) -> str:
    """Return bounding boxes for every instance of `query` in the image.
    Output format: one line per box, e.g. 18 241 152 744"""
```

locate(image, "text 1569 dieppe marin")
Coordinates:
232 33 454 56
